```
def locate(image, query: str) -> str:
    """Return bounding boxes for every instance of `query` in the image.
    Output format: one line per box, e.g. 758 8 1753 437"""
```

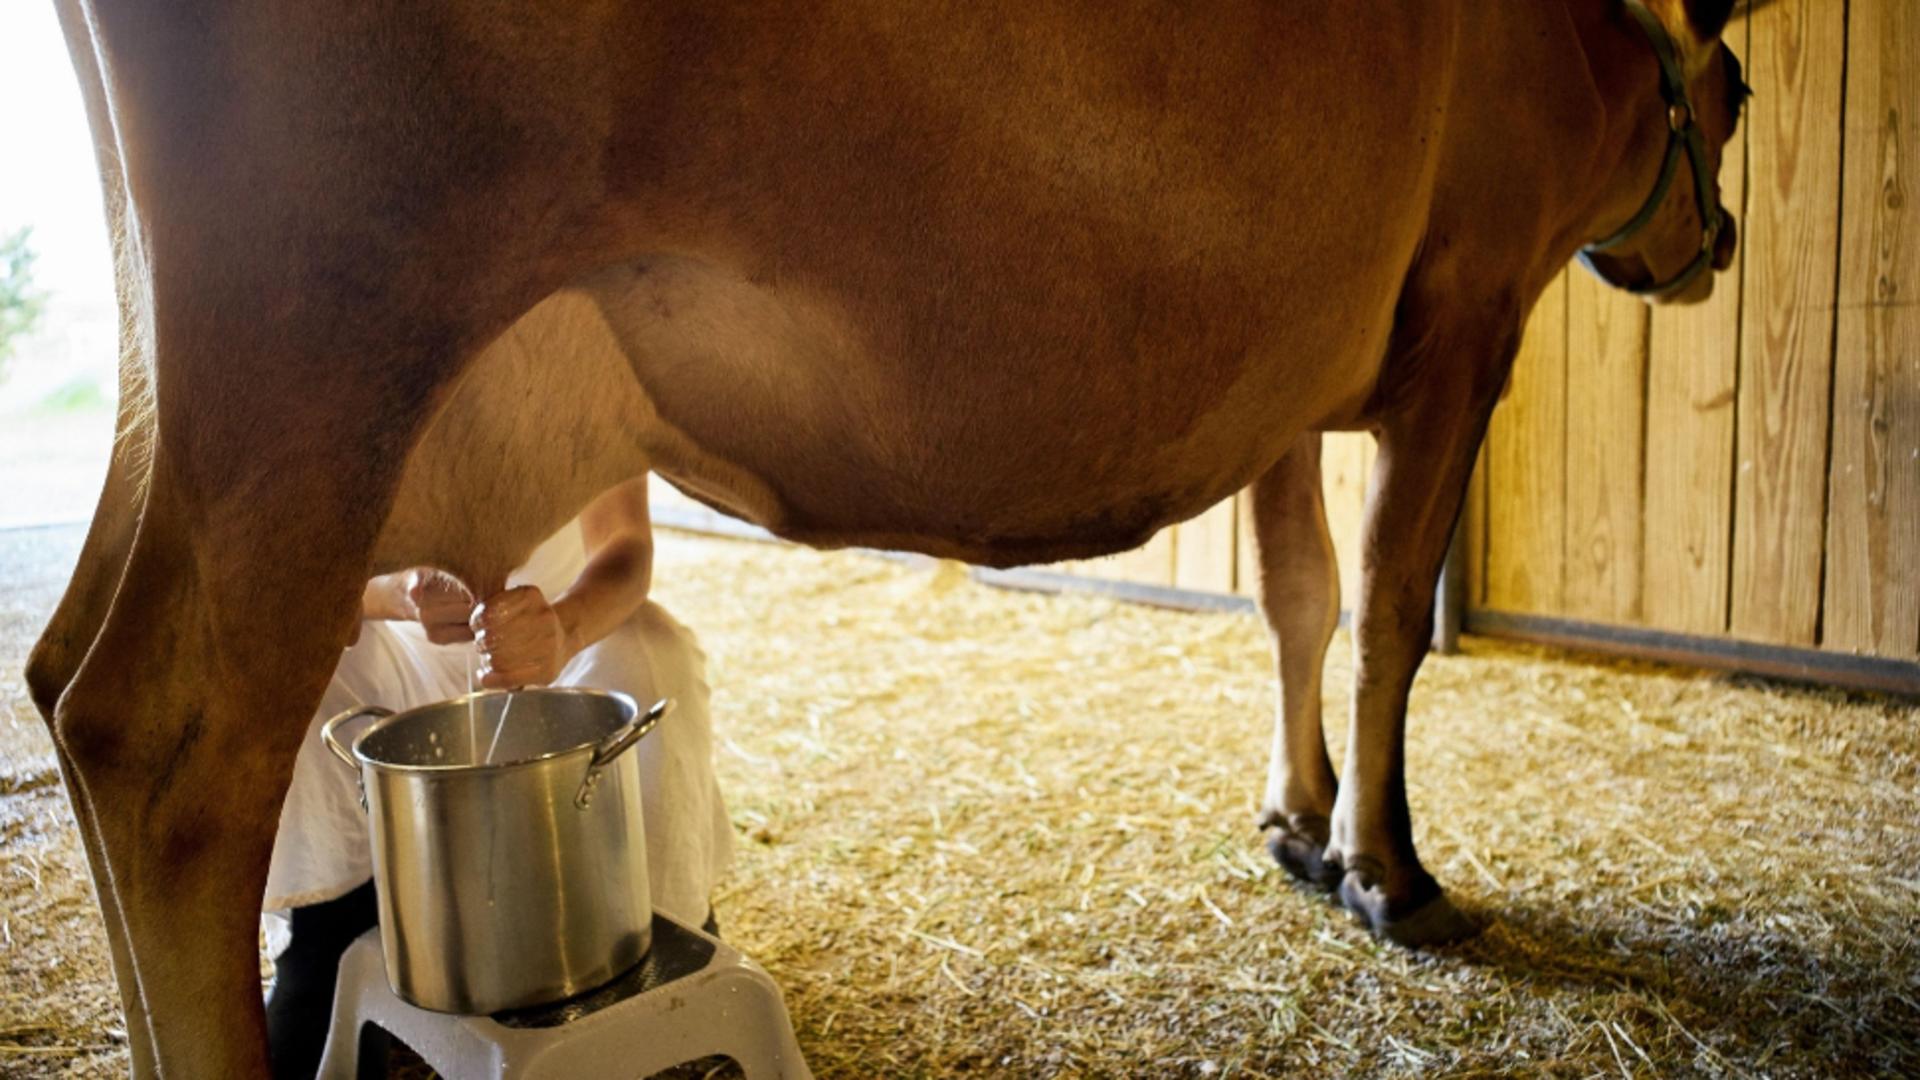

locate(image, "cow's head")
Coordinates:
1578 0 1748 304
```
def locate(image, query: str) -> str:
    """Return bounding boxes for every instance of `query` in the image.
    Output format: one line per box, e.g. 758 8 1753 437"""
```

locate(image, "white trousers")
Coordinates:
264 601 732 938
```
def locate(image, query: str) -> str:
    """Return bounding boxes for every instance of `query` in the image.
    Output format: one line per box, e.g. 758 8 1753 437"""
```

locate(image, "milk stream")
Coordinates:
467 639 514 765
483 693 514 765
467 643 481 763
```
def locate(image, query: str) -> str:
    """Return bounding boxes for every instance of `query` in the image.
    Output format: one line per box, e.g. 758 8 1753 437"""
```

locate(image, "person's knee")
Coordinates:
560 602 704 699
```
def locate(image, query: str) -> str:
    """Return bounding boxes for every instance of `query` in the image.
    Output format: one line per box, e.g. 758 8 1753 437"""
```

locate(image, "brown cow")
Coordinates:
27 1 1744 1074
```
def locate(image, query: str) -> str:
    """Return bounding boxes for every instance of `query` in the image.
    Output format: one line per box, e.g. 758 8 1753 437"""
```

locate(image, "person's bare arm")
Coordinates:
360 564 480 638
360 568 476 643
471 477 654 688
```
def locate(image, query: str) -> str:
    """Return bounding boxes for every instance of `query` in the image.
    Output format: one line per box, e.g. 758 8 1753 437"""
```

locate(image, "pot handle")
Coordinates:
321 705 393 811
574 697 672 809
322 705 395 769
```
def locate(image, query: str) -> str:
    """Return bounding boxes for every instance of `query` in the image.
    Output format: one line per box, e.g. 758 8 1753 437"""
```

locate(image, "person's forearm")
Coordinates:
361 571 415 621
550 535 654 659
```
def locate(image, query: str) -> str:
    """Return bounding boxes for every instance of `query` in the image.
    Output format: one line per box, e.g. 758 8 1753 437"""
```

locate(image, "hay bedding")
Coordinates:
2 523 1917 1078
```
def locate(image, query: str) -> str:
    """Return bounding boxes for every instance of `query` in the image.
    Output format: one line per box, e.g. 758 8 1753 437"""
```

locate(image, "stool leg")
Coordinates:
354 1023 392 1080
711 966 811 1080
313 1014 358 1079
316 939 383 1080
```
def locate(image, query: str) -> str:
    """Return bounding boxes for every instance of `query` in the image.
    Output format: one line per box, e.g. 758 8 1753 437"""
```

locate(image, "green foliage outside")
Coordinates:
37 376 110 412
0 226 49 384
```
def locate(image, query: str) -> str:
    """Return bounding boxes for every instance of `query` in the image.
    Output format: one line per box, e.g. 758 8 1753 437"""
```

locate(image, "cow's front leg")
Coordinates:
1327 338 1509 947
1248 434 1342 888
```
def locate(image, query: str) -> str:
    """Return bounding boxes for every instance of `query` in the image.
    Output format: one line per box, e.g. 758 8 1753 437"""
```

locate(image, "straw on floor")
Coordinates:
2 523 1916 1077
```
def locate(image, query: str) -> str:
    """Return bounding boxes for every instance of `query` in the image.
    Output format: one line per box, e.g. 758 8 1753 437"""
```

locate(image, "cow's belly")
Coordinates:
384 0 1451 573
554 2 1447 565
582 250 1398 567
380 222 1404 583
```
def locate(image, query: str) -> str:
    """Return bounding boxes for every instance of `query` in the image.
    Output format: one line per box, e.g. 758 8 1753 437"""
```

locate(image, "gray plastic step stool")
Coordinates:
317 912 811 1079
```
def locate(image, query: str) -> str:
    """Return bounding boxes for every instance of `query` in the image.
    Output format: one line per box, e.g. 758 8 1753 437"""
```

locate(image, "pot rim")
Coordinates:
350 686 640 777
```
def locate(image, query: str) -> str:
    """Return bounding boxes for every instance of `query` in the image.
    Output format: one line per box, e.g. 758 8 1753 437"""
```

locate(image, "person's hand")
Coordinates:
404 569 478 644
470 586 572 688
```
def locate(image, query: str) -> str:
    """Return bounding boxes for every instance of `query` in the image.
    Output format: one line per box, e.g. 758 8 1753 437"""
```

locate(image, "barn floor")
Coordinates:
2 523 1917 1078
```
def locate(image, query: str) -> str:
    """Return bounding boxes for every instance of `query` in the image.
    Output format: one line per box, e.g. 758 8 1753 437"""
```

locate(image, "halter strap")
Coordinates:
1576 0 1726 299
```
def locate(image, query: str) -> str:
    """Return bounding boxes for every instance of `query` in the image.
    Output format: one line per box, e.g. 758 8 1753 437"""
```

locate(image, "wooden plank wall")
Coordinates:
1642 8 1748 639
1484 276 1570 616
1474 1 1918 663
1824 0 1920 656
1062 432 1376 620
1051 4 1918 673
1729 0 1845 645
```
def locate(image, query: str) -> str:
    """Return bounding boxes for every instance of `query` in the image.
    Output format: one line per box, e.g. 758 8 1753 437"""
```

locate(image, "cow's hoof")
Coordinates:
1262 813 1341 891
1336 859 1479 948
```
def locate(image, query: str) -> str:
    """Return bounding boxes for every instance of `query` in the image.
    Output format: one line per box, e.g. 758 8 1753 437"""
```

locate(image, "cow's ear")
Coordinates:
1643 0 1734 73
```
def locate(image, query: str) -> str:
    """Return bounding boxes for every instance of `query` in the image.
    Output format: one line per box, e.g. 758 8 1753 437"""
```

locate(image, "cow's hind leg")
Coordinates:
53 404 436 1076
1326 333 1510 947
27 421 157 1076
42 240 494 1072
1248 435 1343 889
42 8 602 1071
52 285 632 1074
27 264 157 1070
28 2 162 1065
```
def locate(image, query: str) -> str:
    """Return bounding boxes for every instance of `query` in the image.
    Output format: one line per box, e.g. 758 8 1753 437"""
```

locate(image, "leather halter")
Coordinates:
1577 0 1727 299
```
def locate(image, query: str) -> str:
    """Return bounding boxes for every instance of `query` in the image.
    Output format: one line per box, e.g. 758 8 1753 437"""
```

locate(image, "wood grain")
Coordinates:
1640 15 1750 637
1464 442 1489 608
1484 272 1570 614
1173 496 1238 595
1730 0 1846 646
1235 491 1260 599
1564 272 1649 622
1822 0 1920 658
1321 432 1374 618
1105 525 1176 587
1230 434 1371 614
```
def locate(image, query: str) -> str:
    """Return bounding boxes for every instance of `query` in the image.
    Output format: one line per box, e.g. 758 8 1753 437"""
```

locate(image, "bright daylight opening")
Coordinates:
0 2 116 529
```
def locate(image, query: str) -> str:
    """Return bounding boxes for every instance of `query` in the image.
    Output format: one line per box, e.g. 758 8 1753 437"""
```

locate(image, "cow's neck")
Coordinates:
1561 0 1684 263
1423 2 1669 308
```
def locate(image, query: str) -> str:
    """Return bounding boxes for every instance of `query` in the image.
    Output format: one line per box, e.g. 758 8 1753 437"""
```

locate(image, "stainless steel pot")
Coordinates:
322 688 669 1014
